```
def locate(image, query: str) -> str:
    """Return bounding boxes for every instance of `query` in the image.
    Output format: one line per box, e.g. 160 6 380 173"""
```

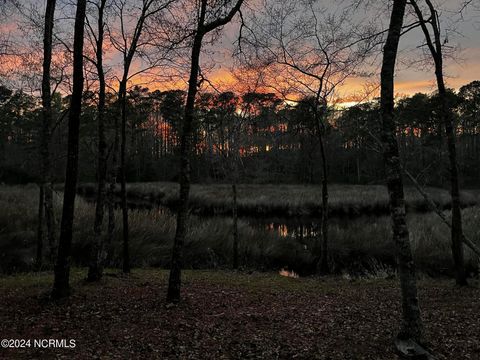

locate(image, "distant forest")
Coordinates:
2 80 480 187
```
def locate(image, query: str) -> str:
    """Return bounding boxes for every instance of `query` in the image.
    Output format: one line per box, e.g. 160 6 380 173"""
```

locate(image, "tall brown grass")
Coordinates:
78 182 480 217
2 185 479 277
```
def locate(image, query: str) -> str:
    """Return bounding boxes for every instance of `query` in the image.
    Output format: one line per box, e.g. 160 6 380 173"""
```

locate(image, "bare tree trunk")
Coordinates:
232 182 239 269
35 185 44 269
438 75 467 286
119 79 130 274
106 180 115 264
115 9 150 274
317 132 329 274
107 109 120 259
39 0 57 268
52 0 86 299
410 0 467 286
356 156 361 183
88 0 107 282
314 106 330 274
167 32 203 303
112 0 161 275
231 122 240 270
381 0 423 342
166 0 244 303
45 187 56 261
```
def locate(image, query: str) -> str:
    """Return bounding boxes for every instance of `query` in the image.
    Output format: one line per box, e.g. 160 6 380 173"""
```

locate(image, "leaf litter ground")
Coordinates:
0 270 479 359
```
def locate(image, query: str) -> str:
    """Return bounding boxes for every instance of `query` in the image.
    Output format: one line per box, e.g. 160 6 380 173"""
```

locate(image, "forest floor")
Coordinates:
1 269 479 359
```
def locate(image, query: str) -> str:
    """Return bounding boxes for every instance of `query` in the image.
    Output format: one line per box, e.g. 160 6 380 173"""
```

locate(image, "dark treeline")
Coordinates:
1 80 480 187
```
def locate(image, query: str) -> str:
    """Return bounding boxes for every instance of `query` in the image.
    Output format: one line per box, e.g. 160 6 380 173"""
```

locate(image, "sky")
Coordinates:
0 0 479 103
394 1 480 96
207 0 480 104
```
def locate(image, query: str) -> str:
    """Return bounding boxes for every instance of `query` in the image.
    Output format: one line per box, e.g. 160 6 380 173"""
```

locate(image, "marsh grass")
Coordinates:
0 185 288 273
2 185 480 277
77 182 480 217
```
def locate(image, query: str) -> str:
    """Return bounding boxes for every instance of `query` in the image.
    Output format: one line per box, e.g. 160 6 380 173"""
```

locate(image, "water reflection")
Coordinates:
279 268 299 278
260 219 319 239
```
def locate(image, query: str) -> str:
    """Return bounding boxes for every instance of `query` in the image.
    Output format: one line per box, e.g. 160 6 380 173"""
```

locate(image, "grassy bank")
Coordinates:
1 185 480 276
78 182 480 217
0 185 279 273
1 269 479 359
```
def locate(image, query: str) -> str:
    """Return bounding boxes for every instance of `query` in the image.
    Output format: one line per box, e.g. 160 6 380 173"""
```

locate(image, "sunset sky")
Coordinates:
207 0 480 103
0 0 479 104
